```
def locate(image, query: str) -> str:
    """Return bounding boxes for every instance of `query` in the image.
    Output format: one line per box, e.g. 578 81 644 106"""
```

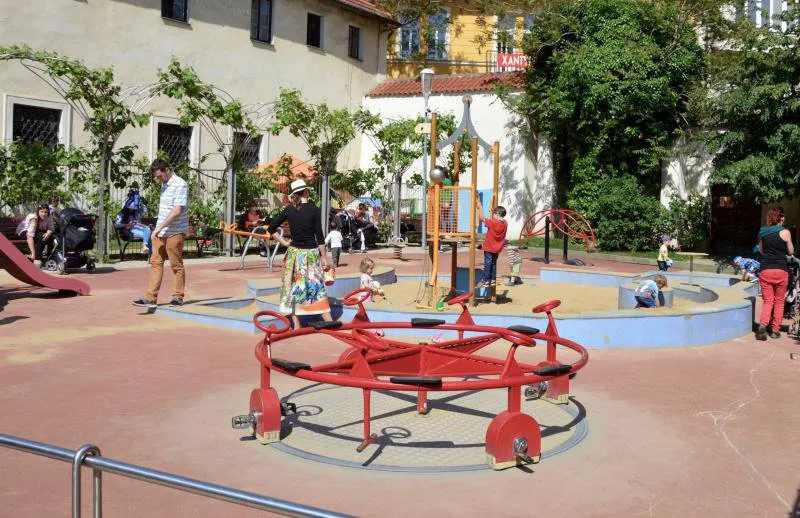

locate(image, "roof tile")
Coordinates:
367 72 525 98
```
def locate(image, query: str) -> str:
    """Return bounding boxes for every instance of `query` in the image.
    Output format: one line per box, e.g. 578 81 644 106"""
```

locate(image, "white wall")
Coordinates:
360 91 554 239
660 135 713 206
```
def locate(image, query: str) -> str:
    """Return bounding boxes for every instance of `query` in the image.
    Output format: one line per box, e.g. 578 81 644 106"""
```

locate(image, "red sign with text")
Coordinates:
497 53 529 69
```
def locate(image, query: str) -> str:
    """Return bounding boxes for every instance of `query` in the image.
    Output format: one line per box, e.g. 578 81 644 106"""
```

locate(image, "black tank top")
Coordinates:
760 230 788 272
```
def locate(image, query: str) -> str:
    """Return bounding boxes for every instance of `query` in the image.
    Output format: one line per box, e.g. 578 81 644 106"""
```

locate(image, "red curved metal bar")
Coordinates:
254 321 588 392
253 310 292 336
518 209 596 250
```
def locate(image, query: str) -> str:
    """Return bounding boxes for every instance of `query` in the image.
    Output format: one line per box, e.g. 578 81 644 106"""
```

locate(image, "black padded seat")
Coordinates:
389 376 443 386
533 364 572 376
507 325 540 335
271 358 312 371
310 320 343 330
411 318 446 327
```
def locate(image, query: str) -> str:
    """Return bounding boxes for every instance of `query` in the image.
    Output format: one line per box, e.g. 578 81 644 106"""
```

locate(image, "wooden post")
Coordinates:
430 183 441 301
492 141 500 209
470 137 478 306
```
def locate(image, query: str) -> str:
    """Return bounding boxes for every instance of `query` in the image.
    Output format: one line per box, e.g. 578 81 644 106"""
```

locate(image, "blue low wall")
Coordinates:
164 266 756 348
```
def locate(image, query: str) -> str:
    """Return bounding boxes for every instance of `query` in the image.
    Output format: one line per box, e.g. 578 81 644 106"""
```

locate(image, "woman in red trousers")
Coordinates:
756 206 794 340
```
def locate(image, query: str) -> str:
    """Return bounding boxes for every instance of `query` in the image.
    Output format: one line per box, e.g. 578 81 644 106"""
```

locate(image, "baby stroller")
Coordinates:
43 208 96 274
334 210 360 254
784 256 800 337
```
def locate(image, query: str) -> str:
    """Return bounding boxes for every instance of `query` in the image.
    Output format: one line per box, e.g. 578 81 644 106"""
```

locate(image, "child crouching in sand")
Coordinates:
635 275 668 308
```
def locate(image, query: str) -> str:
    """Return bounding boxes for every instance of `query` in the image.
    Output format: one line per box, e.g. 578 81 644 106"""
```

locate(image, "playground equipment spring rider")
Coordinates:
517 209 596 265
416 95 501 308
232 288 588 470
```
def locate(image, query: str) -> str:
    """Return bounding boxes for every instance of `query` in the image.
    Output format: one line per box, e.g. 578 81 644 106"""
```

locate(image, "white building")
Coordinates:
360 72 554 240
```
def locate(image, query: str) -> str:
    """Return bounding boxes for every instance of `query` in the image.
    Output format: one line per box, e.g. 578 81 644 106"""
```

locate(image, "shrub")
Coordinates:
594 176 668 251
666 191 710 250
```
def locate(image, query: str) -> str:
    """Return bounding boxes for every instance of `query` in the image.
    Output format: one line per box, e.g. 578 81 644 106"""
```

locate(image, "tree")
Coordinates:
269 88 377 228
705 8 800 204
155 58 273 251
501 0 705 224
0 45 150 257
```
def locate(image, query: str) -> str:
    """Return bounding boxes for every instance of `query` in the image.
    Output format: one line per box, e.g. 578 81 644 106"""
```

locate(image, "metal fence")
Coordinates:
0 433 350 518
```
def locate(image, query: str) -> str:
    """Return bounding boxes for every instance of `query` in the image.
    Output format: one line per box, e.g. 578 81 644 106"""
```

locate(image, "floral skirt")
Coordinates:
279 246 330 316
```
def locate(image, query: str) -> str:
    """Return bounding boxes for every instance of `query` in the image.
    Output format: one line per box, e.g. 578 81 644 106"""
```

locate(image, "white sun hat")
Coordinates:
289 179 309 195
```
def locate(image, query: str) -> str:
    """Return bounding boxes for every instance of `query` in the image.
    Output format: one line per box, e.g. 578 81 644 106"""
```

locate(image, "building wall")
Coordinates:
387 5 531 78
0 0 389 208
360 91 553 239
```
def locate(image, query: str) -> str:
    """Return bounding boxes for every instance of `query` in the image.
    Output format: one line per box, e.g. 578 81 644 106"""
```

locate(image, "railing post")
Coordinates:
72 444 102 518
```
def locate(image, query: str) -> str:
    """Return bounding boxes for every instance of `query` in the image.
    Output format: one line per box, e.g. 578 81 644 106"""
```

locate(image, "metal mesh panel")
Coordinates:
233 132 262 170
426 185 473 235
157 123 192 165
12 104 61 150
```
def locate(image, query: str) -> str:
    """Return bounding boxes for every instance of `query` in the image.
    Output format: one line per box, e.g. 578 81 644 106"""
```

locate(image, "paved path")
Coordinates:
1 250 798 517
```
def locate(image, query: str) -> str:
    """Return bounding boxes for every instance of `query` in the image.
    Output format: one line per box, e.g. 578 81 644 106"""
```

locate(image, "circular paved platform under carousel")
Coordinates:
266 383 588 472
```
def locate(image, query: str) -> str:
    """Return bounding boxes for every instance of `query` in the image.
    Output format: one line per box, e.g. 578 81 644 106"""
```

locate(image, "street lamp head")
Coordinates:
420 68 434 105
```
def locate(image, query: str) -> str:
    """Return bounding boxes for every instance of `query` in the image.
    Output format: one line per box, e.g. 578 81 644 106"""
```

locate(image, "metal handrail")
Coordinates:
0 434 350 518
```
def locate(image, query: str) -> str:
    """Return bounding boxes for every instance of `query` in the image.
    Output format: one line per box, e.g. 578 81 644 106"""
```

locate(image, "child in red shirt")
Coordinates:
476 199 508 288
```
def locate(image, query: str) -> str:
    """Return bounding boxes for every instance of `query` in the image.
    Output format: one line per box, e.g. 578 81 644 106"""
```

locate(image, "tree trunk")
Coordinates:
97 152 108 261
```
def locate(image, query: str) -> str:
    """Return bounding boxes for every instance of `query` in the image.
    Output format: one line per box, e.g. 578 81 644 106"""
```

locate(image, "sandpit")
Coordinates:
361 280 697 316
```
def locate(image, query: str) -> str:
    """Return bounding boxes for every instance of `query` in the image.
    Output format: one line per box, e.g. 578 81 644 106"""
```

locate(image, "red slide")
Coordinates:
0 233 90 296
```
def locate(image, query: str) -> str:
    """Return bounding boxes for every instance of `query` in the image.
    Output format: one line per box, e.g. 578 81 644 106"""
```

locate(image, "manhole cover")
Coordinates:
270 384 588 472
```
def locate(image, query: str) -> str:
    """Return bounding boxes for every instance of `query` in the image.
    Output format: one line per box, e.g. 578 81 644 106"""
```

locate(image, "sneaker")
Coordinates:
169 298 184 307
141 245 149 255
133 298 157 308
769 331 781 339
756 324 767 341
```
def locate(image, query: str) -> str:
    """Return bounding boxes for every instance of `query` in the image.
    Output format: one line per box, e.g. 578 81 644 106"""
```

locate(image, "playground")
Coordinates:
1 248 800 516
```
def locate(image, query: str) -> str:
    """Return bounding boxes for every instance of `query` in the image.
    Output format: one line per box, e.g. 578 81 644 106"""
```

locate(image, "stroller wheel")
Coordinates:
56 261 66 275
44 259 58 272
86 259 96 273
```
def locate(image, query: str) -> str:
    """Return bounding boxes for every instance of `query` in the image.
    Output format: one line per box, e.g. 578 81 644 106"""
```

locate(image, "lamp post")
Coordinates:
420 68 434 251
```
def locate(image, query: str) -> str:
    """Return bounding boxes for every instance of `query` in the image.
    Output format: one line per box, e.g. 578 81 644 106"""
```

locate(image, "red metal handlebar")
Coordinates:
253 310 292 335
532 299 561 314
343 288 372 306
447 291 473 306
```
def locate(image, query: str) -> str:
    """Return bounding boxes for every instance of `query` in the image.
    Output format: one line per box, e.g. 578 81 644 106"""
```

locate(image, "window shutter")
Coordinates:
250 0 259 39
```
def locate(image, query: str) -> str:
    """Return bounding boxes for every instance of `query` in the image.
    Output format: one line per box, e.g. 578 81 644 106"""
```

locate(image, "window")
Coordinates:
496 15 517 54
426 10 448 60
161 0 188 22
233 132 262 170
741 0 789 27
307 13 323 48
398 19 420 59
12 104 62 150
157 122 193 166
251 0 273 42
348 26 362 59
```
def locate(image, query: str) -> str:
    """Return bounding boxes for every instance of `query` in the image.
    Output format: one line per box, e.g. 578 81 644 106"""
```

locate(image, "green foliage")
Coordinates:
666 191 710 250
0 142 71 211
270 88 377 178
705 8 800 204
509 0 705 213
235 170 274 213
594 176 667 251
330 169 378 199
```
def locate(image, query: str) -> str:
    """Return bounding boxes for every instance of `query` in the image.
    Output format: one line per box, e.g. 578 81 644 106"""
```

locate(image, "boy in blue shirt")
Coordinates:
732 256 760 282
635 274 668 308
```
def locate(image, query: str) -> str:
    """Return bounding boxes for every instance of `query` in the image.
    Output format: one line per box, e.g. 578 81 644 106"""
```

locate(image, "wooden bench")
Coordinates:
0 217 27 252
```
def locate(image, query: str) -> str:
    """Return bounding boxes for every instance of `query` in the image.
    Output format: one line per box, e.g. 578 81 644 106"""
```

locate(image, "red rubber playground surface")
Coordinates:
1 251 799 517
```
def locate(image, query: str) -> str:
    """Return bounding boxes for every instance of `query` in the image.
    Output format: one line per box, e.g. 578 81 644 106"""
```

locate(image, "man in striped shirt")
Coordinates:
133 159 189 308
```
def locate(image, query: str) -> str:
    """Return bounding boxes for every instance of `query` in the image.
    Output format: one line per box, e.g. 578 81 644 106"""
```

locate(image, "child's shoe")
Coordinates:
142 245 149 256
756 324 768 341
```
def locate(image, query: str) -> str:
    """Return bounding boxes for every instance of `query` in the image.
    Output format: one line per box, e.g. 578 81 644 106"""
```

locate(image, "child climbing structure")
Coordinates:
416 96 500 308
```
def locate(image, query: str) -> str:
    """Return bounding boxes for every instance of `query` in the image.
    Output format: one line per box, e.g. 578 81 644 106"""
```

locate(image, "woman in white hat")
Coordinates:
267 179 333 327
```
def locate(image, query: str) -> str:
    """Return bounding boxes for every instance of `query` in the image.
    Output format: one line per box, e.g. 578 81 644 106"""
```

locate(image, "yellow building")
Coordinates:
387 4 534 78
